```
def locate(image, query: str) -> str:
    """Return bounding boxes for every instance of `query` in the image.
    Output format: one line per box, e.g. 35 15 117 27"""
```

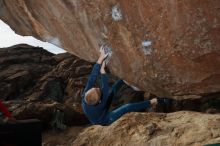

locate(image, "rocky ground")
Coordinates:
42 126 86 146
73 111 220 146
1 44 220 146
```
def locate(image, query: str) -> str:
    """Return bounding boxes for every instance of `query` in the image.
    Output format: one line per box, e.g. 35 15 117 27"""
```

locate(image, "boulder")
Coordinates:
0 0 220 99
73 111 220 146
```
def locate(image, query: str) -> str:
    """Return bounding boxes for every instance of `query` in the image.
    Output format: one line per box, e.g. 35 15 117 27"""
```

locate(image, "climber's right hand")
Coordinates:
97 45 109 64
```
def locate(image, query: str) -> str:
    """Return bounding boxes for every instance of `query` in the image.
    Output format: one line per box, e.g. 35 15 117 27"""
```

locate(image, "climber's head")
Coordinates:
85 88 101 105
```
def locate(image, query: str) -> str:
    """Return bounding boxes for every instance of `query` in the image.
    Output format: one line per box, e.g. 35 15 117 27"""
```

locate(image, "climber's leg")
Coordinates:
156 97 173 112
103 100 151 125
108 80 125 98
123 80 141 91
105 80 126 110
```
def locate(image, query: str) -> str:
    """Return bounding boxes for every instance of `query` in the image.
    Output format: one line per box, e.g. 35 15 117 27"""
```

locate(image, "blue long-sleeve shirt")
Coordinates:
82 63 109 124
82 63 124 124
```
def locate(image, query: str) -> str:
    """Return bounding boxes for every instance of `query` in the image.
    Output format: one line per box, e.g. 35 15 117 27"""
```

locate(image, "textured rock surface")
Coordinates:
0 44 91 101
0 44 93 126
0 44 57 100
5 100 88 127
0 0 220 99
73 111 220 146
42 126 86 146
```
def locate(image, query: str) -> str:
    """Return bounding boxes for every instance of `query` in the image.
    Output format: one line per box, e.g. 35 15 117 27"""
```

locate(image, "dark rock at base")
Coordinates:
5 100 89 128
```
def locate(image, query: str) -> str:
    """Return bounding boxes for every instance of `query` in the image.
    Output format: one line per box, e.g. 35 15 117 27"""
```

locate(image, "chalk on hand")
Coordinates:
100 44 112 64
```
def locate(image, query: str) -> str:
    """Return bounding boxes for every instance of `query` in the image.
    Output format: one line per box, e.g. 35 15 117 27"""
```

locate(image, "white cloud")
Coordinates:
0 19 66 54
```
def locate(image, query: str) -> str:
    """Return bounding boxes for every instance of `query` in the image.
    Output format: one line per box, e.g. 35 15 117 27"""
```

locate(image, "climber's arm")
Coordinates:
83 63 101 94
100 74 109 103
108 80 125 99
99 61 109 105
83 46 108 94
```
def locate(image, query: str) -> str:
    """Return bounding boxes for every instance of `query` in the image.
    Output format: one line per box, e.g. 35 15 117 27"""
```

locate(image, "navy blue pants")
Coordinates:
101 80 151 125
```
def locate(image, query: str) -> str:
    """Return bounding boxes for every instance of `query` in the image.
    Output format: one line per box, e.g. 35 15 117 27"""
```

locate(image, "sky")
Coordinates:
0 19 66 54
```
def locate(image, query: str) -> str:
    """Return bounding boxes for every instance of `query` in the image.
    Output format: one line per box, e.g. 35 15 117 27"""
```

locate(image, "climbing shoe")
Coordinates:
156 98 173 113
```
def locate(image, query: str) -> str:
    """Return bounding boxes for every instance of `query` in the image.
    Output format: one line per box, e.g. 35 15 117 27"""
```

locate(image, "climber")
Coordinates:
82 45 171 126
